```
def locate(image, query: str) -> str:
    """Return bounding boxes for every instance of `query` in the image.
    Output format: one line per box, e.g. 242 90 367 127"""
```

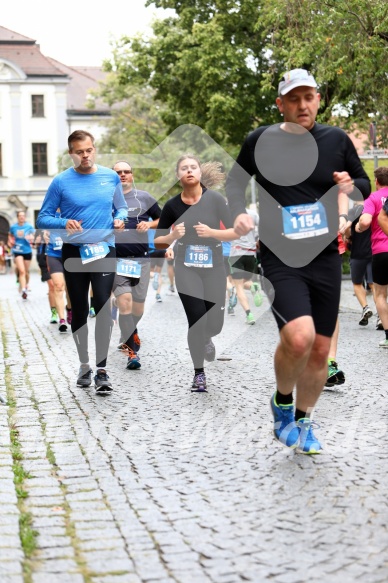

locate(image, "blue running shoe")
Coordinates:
296 418 322 454
270 393 300 448
152 272 159 290
229 286 237 308
122 344 141 370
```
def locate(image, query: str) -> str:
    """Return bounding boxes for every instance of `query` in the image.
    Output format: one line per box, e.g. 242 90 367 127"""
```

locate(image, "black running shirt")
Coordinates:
226 123 371 262
156 188 233 268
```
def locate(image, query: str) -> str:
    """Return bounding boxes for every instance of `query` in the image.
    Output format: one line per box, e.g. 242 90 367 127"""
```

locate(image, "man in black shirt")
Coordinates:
112 161 162 370
226 68 371 454
344 203 377 327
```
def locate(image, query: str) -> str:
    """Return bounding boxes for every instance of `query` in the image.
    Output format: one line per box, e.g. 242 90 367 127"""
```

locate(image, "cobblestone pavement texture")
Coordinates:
0 268 387 583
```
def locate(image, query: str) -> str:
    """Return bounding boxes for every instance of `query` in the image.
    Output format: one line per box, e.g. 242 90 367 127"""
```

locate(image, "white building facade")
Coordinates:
0 27 110 241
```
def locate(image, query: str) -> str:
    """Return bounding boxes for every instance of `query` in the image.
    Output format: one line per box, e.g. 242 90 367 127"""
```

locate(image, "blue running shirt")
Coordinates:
37 166 127 246
9 222 35 255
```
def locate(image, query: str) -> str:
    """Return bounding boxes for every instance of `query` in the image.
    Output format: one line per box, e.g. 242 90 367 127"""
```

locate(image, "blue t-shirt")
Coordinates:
222 241 231 257
10 222 35 255
46 212 63 258
37 166 128 247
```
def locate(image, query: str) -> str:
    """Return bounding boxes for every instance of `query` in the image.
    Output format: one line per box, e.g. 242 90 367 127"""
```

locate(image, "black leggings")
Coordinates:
175 263 227 369
62 244 116 368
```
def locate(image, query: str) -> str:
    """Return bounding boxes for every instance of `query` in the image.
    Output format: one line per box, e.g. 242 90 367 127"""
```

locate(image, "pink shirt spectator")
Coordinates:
362 186 388 254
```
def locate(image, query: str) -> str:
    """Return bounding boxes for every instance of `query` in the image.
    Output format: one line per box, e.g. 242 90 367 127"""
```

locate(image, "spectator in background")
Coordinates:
343 202 378 328
0 240 6 274
8 210 35 299
377 198 388 235
357 167 388 348
228 206 262 325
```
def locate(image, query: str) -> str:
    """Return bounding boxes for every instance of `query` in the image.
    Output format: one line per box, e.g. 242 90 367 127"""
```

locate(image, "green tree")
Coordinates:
102 1 277 153
97 0 388 151
259 0 388 144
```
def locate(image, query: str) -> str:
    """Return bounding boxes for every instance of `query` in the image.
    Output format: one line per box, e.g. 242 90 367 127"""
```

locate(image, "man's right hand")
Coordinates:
233 213 254 236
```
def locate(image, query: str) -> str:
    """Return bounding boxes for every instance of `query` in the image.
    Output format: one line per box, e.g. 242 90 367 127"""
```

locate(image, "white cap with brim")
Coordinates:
278 69 317 96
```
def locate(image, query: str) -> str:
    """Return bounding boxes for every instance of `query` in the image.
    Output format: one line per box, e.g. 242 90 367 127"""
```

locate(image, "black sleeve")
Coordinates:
383 199 388 215
226 133 258 222
215 192 233 229
149 202 162 220
343 135 371 200
155 201 177 237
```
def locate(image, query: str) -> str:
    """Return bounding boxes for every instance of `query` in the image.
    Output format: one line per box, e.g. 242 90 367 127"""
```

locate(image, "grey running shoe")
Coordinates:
376 317 383 331
204 338 216 362
359 305 373 326
77 366 93 387
94 369 113 394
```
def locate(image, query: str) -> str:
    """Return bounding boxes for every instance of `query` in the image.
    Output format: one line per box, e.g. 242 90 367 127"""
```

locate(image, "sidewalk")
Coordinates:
1 270 387 583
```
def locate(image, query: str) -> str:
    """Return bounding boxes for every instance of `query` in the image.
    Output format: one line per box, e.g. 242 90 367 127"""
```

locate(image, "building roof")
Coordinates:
47 58 110 113
0 43 67 76
0 26 35 44
0 26 109 113
0 26 67 77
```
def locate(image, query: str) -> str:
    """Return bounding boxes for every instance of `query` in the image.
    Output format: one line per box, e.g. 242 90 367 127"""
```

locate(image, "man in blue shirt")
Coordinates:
37 130 127 394
8 210 35 299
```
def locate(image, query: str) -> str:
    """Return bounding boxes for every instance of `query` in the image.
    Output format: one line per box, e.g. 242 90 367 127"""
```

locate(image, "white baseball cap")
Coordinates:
278 69 317 96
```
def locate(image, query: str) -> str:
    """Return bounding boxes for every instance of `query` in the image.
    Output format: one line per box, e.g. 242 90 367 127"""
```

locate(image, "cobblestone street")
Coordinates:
1 269 387 583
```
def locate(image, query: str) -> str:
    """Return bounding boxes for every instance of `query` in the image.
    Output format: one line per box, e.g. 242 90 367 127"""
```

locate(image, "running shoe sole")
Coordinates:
95 386 113 395
126 360 141 370
191 386 207 392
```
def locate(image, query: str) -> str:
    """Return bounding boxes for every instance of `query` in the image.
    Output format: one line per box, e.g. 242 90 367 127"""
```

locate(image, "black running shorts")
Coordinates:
350 257 373 285
372 252 388 285
13 253 32 261
261 249 342 337
229 255 258 280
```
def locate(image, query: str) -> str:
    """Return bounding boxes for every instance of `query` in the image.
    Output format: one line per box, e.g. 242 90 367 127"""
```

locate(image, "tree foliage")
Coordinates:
259 0 388 144
96 0 388 152
101 1 277 153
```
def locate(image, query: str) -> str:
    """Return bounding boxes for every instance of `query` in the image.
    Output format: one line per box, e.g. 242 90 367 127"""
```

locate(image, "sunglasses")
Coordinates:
116 170 132 175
